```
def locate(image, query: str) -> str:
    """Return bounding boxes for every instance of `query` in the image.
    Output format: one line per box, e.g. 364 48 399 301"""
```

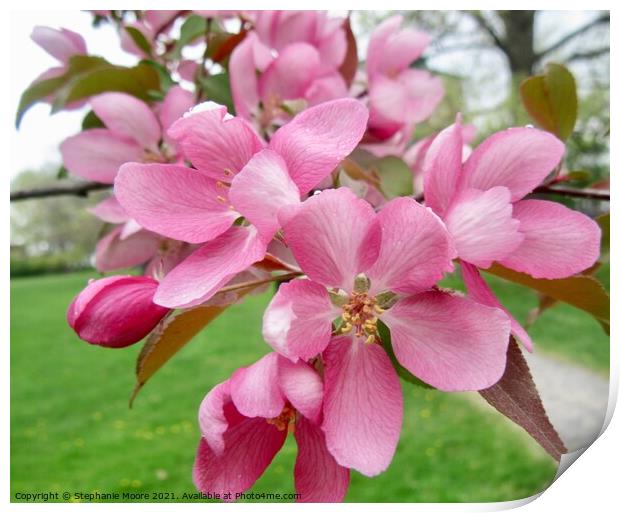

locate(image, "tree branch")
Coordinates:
565 46 610 63
532 184 610 201
10 182 111 202
414 184 609 203
536 14 609 61
468 11 508 55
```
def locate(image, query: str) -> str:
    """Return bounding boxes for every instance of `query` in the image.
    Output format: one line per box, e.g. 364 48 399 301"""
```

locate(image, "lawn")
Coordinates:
10 268 607 503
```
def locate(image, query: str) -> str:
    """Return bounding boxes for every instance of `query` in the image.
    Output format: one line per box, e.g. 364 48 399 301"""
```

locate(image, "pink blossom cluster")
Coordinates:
29 10 602 502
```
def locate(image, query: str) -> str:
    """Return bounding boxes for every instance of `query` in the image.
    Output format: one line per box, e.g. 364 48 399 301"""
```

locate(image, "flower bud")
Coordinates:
67 275 170 348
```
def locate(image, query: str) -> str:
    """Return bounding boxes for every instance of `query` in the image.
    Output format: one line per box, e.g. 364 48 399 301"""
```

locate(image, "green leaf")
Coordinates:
520 63 578 140
171 14 206 57
566 170 590 182
125 26 152 57
483 263 609 329
377 321 434 389
56 166 68 179
350 150 413 199
81 110 104 129
15 55 109 127
200 73 234 113
597 212 610 263
52 61 160 112
139 59 175 92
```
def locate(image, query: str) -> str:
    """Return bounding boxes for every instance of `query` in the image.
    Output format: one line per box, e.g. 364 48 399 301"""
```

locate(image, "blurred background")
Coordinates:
10 10 610 503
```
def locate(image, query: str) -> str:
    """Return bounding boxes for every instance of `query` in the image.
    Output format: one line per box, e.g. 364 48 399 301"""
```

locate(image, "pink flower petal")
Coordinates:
230 353 285 419
398 69 444 123
460 262 533 352
31 26 86 63
91 93 161 150
144 10 180 33
294 417 350 502
154 226 267 308
382 291 511 391
258 43 321 101
366 15 403 81
369 70 443 130
198 381 233 455
193 424 286 499
229 32 273 120
88 195 129 224
167 103 264 180
367 197 454 295
269 99 369 195
158 85 195 138
95 226 160 272
322 336 403 477
423 118 463 216
280 188 381 291
444 186 524 268
500 199 601 279
277 357 324 424
60 129 143 184
315 18 347 72
263 279 337 362
380 27 430 78
68 275 169 348
115 162 238 244
304 72 349 106
461 127 565 202
229 149 300 241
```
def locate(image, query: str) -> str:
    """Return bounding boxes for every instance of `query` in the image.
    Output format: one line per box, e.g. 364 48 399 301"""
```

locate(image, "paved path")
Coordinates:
521 351 609 452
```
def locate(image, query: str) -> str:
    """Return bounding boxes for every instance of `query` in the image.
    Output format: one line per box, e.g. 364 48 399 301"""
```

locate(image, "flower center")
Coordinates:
340 292 383 344
266 404 297 433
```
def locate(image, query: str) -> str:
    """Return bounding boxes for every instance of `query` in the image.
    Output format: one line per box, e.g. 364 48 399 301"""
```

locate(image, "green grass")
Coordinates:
13 269 607 503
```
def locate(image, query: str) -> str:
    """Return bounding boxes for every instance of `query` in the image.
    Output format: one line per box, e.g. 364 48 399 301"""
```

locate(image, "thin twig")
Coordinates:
217 271 304 295
535 14 610 61
413 184 610 203
532 184 610 201
10 182 111 201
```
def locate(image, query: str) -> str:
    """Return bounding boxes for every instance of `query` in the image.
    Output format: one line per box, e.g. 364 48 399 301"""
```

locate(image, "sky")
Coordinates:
10 10 606 180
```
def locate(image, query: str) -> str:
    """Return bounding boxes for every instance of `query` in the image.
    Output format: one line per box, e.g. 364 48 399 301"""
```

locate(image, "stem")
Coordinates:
532 184 609 201
413 184 610 203
10 182 111 201
217 271 304 294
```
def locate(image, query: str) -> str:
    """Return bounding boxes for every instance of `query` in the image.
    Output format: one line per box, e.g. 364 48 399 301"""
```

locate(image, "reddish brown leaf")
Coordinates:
480 339 567 461
338 17 358 88
484 263 609 326
129 286 256 406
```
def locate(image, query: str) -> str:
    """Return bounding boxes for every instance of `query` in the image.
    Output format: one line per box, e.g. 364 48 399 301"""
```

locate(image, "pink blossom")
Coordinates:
194 353 349 502
229 14 348 128
114 99 369 308
29 26 88 109
31 26 86 65
404 122 477 193
364 15 444 148
120 11 181 58
67 276 170 347
262 187 511 476
60 86 194 184
423 117 601 350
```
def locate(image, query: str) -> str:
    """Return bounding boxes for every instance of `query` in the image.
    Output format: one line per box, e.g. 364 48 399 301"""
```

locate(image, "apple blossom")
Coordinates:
67 276 170 348
263 187 511 475
194 353 349 502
